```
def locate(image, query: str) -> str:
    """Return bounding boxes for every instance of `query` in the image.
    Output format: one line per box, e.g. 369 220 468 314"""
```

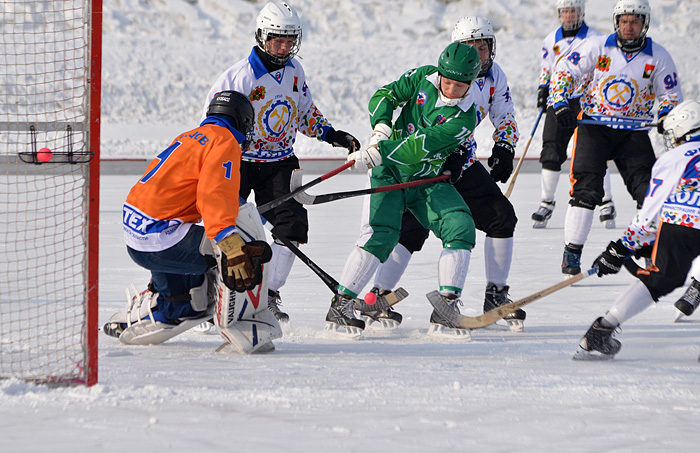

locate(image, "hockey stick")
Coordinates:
256 160 354 214
241 197 406 312
428 267 598 329
578 118 657 128
290 172 449 205
504 107 545 199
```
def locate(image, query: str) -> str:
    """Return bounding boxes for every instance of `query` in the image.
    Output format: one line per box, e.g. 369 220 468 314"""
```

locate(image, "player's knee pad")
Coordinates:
569 195 598 210
477 200 517 238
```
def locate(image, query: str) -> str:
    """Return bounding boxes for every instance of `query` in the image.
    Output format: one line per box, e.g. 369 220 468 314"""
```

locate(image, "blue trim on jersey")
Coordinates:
555 23 589 42
214 226 238 243
248 46 296 80
200 116 248 145
605 34 654 56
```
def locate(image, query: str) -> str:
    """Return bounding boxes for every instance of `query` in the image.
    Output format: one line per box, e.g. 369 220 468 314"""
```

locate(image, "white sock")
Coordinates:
602 169 613 203
374 243 413 290
604 280 654 326
484 237 512 288
438 249 471 297
564 206 595 246
339 246 380 297
268 241 296 292
540 169 560 202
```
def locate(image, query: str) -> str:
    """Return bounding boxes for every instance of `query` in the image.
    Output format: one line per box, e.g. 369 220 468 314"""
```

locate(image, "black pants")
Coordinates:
539 98 581 172
397 161 518 253
631 223 700 301
239 156 309 243
569 119 655 210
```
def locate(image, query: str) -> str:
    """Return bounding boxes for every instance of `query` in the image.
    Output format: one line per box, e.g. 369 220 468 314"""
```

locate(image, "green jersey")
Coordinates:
368 65 477 179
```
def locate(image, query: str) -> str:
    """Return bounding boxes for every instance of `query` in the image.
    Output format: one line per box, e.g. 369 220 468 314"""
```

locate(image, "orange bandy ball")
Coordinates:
37 147 53 162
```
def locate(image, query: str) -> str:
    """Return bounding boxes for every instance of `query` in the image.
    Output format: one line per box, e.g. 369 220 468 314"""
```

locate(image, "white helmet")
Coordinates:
613 0 650 52
451 16 496 77
556 0 585 31
662 101 700 150
255 2 303 65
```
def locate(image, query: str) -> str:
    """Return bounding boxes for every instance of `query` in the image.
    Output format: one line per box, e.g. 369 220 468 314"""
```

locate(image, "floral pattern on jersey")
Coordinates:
621 213 658 250
299 102 331 141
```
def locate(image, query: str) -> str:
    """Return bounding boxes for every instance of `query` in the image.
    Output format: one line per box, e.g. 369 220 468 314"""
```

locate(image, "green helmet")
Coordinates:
437 42 481 83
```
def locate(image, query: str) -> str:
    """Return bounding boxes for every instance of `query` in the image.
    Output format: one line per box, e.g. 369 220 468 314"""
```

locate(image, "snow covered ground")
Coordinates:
3 172 700 452
3 0 700 451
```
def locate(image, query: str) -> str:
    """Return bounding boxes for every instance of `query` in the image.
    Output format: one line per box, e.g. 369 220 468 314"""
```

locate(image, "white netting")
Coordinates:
0 0 93 384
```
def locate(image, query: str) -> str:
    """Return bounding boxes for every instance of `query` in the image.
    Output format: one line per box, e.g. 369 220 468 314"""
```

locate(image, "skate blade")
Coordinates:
572 347 615 361
427 323 471 340
324 322 363 339
362 316 401 330
215 341 276 354
532 220 549 229
674 310 685 323
603 219 616 229
506 319 524 332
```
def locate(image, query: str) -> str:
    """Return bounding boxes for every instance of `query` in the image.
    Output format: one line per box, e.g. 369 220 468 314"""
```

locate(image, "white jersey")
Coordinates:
203 47 332 162
539 23 603 99
551 34 682 130
462 62 519 167
621 137 700 251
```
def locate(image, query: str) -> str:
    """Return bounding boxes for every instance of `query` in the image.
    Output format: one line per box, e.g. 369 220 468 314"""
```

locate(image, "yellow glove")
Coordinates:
217 233 272 292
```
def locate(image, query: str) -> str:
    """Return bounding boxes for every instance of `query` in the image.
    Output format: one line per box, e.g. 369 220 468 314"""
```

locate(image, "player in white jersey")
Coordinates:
549 0 682 276
203 2 360 323
573 100 700 360
362 16 524 332
532 0 618 229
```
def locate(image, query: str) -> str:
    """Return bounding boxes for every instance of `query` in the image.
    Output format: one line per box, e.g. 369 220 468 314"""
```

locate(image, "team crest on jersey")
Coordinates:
250 86 265 101
257 96 297 143
596 56 611 72
553 44 560 55
643 64 655 79
293 76 299 92
416 91 427 105
600 76 638 111
435 115 446 125
407 123 415 134
476 79 485 91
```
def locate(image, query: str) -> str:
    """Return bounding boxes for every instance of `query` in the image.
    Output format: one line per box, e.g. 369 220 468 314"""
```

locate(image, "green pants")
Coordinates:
362 166 475 262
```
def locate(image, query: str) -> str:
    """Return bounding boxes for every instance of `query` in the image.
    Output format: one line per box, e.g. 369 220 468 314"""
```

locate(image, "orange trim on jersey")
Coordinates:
567 109 584 197
637 222 662 276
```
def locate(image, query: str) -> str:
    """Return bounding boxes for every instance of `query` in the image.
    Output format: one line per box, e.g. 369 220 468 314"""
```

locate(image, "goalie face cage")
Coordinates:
0 0 101 386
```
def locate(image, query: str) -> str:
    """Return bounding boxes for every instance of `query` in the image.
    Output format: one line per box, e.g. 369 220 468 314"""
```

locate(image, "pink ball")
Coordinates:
37 147 53 162
364 292 377 306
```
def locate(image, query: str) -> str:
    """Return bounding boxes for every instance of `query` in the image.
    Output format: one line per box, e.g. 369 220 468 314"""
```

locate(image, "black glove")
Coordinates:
536 85 549 109
657 115 667 135
487 142 515 183
442 145 469 184
325 129 360 154
553 103 577 129
592 240 633 277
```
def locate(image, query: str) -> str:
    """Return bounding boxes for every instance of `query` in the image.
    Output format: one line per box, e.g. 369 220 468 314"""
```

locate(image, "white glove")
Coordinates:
368 123 392 148
347 145 382 171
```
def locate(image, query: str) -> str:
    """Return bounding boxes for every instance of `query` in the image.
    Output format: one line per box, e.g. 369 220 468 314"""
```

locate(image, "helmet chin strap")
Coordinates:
438 75 469 107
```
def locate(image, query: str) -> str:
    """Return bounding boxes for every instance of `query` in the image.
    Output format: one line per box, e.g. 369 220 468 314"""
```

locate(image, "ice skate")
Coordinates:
426 293 471 340
267 289 290 323
562 244 582 276
325 293 365 338
573 317 621 361
359 288 403 330
531 200 555 228
674 278 700 322
484 284 525 332
599 200 616 229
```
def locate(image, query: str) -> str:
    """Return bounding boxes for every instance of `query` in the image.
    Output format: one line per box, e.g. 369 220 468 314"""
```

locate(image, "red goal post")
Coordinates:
0 0 101 385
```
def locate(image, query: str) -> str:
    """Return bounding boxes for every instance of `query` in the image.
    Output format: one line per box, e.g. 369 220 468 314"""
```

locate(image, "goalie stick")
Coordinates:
256 160 354 214
241 197 408 312
290 171 449 205
428 267 598 329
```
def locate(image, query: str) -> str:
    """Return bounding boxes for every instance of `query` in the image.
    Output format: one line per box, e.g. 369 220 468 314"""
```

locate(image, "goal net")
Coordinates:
0 0 100 385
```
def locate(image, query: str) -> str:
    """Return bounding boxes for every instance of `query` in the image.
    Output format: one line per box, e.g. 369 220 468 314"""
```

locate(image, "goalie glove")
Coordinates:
217 233 272 292
325 128 360 153
592 240 633 277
